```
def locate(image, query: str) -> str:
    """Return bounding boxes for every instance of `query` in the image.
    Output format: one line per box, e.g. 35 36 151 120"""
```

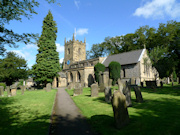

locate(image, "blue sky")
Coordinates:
4 0 180 68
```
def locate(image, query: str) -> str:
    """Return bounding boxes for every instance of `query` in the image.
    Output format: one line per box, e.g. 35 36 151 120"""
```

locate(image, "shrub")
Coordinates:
94 63 105 83
0 83 6 89
108 61 121 85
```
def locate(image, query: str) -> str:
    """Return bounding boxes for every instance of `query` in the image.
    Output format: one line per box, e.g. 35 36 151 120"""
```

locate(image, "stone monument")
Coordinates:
0 86 4 97
91 83 99 97
111 91 130 129
104 87 112 103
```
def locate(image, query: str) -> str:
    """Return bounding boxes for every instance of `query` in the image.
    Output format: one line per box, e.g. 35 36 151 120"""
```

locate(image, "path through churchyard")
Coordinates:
49 87 95 135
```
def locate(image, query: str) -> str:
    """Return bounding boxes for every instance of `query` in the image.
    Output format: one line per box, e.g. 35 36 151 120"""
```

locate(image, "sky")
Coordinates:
4 0 180 68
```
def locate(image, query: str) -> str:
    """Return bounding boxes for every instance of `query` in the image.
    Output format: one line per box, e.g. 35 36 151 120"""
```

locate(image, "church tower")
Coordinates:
63 33 86 69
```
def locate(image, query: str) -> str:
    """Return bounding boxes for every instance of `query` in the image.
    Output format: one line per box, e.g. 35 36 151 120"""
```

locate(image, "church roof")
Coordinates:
58 72 66 78
103 49 145 67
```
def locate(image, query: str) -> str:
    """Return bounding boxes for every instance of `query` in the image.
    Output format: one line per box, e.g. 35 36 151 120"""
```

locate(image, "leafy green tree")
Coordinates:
0 0 58 56
87 43 107 59
32 11 60 86
94 63 105 83
0 52 28 86
108 61 121 85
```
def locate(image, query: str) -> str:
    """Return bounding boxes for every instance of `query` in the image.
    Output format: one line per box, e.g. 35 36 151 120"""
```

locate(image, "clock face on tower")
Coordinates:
67 60 70 65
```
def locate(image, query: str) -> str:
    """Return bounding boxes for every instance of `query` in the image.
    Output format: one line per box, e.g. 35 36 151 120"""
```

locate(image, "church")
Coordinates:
52 34 158 88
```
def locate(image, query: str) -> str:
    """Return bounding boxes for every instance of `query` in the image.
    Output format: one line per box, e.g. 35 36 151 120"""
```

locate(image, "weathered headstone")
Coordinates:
11 85 17 96
91 83 99 97
99 83 105 92
104 87 112 103
103 71 109 87
74 83 83 96
130 77 136 85
7 86 11 97
123 83 132 107
68 83 73 90
136 78 140 86
117 79 124 93
0 86 4 97
111 91 130 129
133 86 143 103
46 83 51 92
146 81 157 89
160 81 163 88
20 85 25 95
167 77 170 84
108 79 112 87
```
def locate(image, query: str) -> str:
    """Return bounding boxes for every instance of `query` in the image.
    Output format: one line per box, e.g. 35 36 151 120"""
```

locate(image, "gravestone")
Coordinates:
20 85 25 95
108 79 112 87
11 85 17 96
123 83 132 107
7 86 11 97
68 83 73 90
146 81 157 89
91 83 99 97
136 78 140 85
104 87 112 103
46 83 51 92
99 83 105 92
0 86 4 97
74 83 83 96
130 77 136 85
160 81 163 88
156 80 160 87
133 86 143 103
117 79 124 93
111 91 130 129
103 71 109 87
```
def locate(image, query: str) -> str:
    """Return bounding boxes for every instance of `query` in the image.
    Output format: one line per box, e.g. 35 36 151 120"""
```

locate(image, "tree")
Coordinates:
32 11 60 86
94 63 105 83
0 0 58 56
0 52 28 86
86 43 107 59
108 61 121 85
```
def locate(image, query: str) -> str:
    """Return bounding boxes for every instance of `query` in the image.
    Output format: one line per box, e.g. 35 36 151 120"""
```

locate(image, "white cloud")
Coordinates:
56 43 64 53
74 0 80 9
23 44 38 50
133 0 180 19
76 28 88 36
10 50 26 59
59 58 64 63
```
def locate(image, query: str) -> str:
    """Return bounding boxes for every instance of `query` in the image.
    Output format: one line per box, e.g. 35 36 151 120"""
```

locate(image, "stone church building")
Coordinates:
52 34 158 88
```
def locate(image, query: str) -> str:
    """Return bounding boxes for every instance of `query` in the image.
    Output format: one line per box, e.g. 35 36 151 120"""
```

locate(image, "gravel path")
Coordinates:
49 87 95 135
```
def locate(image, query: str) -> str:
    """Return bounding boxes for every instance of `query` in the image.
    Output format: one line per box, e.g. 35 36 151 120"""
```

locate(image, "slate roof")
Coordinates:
58 72 66 78
103 49 145 67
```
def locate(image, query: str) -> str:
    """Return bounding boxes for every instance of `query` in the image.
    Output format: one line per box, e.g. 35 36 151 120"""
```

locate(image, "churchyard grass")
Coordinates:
66 84 180 135
0 89 57 135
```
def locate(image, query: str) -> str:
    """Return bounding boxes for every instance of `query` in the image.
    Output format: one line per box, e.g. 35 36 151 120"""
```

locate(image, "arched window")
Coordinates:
70 72 73 82
78 48 81 55
77 71 81 82
68 48 70 54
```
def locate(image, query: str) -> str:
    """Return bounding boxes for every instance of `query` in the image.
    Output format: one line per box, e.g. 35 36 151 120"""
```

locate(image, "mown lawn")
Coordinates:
0 89 57 135
67 84 180 135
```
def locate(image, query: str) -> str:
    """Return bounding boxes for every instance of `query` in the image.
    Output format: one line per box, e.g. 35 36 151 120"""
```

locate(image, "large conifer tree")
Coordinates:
32 11 60 85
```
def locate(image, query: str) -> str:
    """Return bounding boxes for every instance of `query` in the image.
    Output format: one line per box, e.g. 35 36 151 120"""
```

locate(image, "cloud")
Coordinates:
133 0 180 19
56 43 64 53
74 0 80 9
76 28 88 36
9 50 26 59
22 44 38 50
59 58 64 63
